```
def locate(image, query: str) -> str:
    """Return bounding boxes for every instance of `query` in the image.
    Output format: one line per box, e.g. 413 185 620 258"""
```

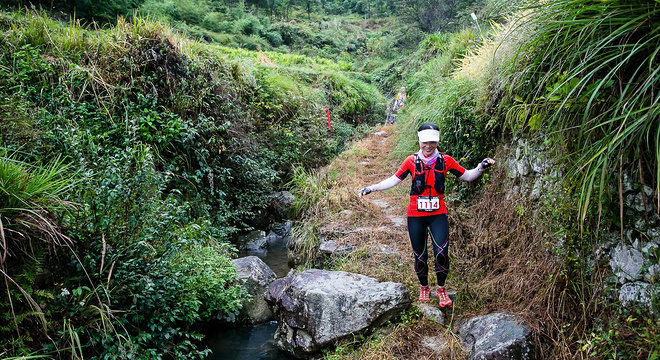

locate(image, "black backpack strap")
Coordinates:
411 153 425 195
414 153 422 174
435 153 445 171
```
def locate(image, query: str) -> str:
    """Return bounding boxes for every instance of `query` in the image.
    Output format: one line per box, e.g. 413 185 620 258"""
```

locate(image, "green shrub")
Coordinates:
265 30 283 47
578 308 660 359
234 14 262 36
270 22 309 46
57 144 246 358
172 240 246 320
141 0 205 25
202 13 233 33
239 33 269 51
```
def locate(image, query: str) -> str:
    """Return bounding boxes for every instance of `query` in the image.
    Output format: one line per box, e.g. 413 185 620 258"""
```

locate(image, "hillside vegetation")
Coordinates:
1 0 659 358
0 9 383 358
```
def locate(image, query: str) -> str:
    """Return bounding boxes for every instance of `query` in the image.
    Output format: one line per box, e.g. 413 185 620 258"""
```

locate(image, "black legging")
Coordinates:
407 214 449 287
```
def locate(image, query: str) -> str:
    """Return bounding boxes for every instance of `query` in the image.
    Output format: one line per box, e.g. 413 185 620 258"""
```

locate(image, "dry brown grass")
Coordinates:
293 125 586 359
449 148 604 358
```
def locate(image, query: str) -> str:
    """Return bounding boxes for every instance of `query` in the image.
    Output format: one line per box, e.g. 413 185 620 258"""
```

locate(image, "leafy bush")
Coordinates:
234 14 262 36
270 22 309 46
172 240 246 320
54 144 246 358
265 30 283 47
140 0 205 25
200 12 232 33
0 10 385 358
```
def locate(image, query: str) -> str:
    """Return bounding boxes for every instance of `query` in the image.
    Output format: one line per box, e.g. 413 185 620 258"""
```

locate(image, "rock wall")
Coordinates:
504 137 658 311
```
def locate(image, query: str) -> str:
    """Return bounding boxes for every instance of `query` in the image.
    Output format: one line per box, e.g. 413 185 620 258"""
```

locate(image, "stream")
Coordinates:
202 227 294 360
202 321 287 360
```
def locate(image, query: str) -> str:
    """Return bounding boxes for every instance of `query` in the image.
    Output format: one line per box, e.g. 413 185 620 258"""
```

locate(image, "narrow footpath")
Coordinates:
305 124 468 359
307 121 562 360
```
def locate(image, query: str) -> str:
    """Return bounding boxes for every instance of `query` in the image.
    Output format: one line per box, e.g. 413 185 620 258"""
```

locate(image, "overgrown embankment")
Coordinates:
0 9 384 359
290 0 660 358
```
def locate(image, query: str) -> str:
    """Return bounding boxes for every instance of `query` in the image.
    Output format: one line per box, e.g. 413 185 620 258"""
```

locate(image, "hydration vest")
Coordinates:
410 153 445 196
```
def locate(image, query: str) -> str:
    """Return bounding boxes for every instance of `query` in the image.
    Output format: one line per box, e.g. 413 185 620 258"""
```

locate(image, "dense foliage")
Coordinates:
508 0 660 226
5 0 490 33
390 0 658 357
0 10 383 358
2 0 503 86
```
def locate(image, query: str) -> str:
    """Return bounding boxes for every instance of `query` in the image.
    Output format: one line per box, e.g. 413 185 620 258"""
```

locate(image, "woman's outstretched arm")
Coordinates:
458 158 495 182
359 175 402 196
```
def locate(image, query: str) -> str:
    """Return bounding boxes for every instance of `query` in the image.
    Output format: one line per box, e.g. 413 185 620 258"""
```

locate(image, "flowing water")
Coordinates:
245 235 292 278
203 231 293 359
202 322 293 360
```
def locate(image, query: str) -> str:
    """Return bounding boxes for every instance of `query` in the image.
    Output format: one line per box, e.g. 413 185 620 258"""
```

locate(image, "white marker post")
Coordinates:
470 12 483 38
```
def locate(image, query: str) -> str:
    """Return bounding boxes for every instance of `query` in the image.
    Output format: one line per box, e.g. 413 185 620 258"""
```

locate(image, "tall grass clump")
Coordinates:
286 165 331 267
0 149 78 357
0 149 76 257
507 0 660 226
288 164 332 219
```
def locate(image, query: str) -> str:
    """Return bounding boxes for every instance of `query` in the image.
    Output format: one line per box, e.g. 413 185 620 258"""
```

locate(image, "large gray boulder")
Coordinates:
264 269 411 358
460 313 535 360
232 256 277 324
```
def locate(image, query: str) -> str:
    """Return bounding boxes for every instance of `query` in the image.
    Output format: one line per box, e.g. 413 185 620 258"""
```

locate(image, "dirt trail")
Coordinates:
310 124 467 358
305 123 561 359
317 124 411 268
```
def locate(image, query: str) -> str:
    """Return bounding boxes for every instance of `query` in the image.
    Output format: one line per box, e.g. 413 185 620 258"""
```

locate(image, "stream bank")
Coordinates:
202 220 295 359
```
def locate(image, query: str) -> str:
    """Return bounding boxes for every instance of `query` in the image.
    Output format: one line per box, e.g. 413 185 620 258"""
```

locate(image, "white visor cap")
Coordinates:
418 129 440 143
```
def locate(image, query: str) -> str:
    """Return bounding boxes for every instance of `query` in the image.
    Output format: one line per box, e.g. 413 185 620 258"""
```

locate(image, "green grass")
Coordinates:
507 0 660 227
0 149 77 244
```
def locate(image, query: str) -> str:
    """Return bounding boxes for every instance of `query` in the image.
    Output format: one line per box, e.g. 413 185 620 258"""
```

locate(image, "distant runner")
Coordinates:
393 87 406 112
385 87 406 124
359 123 494 307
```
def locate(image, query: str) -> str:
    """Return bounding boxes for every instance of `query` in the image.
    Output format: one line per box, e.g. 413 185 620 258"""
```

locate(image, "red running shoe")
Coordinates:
419 285 430 302
436 286 452 307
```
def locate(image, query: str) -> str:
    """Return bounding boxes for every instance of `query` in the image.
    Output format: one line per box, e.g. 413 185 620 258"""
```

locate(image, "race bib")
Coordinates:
416 196 440 211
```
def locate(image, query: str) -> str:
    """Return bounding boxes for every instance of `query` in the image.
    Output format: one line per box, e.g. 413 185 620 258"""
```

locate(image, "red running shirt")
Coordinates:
395 154 466 217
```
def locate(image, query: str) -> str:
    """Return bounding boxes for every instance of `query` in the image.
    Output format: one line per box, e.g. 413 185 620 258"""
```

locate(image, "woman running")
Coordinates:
359 123 494 307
